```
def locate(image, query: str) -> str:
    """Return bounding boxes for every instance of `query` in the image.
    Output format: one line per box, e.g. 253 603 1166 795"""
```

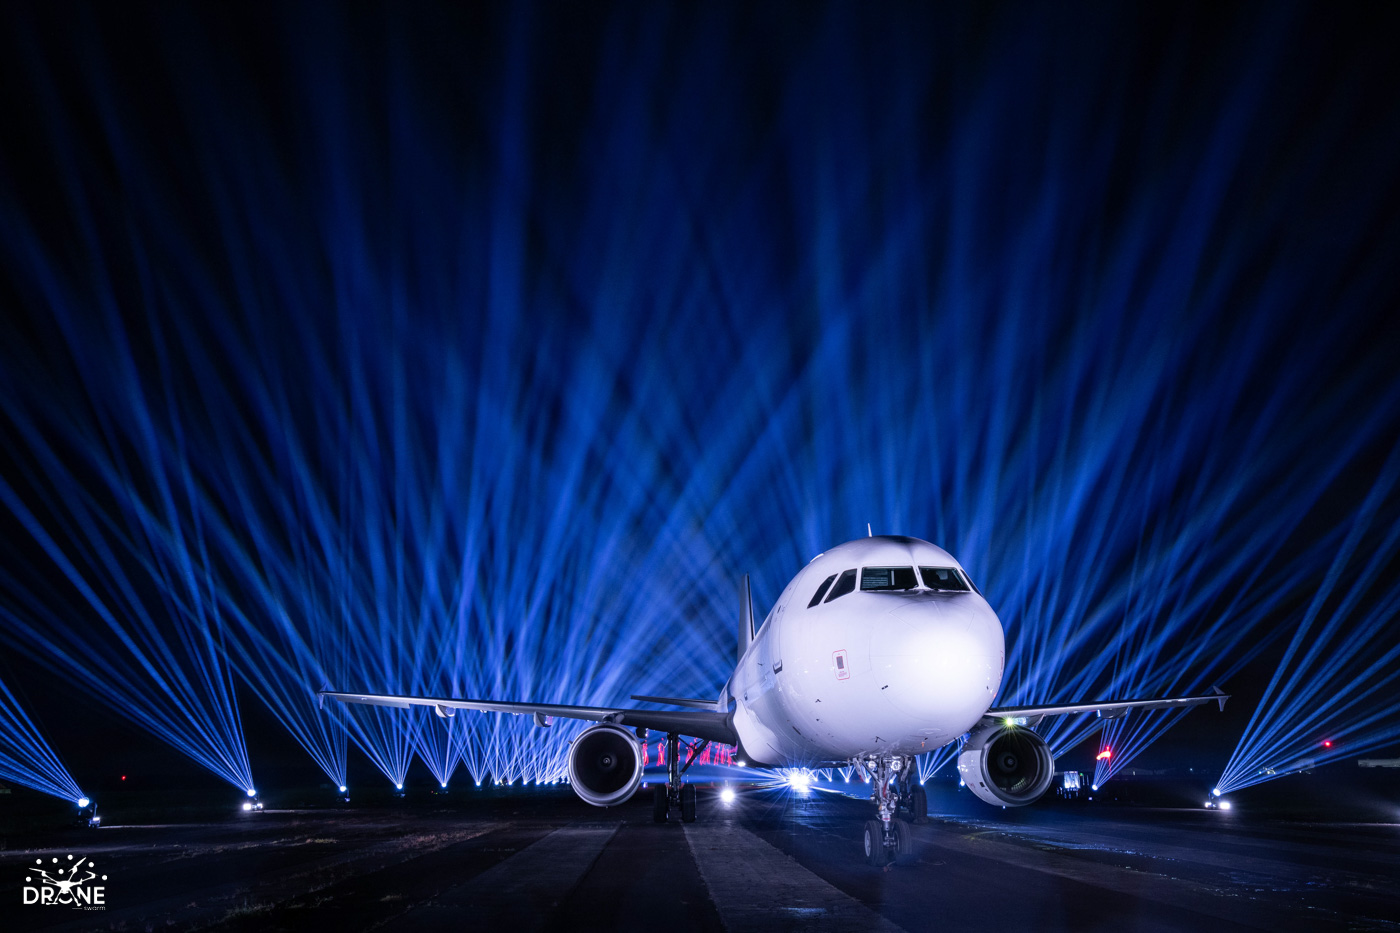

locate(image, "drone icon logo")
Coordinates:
22 854 107 909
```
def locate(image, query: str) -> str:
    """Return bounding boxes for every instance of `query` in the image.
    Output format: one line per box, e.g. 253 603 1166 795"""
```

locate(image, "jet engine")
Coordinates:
567 723 644 807
957 721 1054 806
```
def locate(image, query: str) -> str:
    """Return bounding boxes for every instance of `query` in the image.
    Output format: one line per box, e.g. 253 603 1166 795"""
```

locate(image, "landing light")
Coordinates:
1002 716 1028 727
720 787 736 804
736 759 747 768
242 802 253 811
1219 801 1232 811
77 797 90 808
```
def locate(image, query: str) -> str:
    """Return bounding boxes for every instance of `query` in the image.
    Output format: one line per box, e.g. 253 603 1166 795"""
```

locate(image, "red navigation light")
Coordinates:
1095 749 1112 761
1322 740 1332 748
121 775 126 781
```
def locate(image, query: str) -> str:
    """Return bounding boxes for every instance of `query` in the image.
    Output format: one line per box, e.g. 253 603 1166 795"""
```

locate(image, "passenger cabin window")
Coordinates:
808 574 837 608
825 568 857 602
921 567 970 591
861 567 919 591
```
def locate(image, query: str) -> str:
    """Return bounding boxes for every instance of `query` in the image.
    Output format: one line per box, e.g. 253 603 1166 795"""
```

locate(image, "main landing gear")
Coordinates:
653 732 708 824
855 755 920 867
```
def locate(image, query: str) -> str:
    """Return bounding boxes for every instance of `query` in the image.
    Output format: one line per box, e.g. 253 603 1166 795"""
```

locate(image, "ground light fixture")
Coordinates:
720 787 736 804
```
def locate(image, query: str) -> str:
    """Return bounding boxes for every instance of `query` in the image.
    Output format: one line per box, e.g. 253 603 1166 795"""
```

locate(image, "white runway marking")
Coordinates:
684 821 906 932
384 823 619 932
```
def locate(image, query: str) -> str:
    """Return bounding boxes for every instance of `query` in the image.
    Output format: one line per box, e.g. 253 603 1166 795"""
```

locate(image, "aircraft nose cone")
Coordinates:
876 599 1003 727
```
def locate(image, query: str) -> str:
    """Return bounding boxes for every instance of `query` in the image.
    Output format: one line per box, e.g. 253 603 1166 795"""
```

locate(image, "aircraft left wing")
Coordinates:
319 690 738 746
985 686 1228 724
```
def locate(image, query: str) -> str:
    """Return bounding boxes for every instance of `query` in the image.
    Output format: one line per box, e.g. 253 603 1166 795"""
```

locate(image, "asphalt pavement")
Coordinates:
6 783 1399 932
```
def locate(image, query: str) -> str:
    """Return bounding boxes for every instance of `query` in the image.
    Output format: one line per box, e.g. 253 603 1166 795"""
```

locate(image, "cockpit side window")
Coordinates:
825 568 857 602
807 574 837 608
861 567 919 591
920 566 971 592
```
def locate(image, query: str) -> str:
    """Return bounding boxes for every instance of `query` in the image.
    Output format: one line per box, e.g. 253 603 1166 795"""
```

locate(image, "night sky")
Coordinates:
1 2 1398 798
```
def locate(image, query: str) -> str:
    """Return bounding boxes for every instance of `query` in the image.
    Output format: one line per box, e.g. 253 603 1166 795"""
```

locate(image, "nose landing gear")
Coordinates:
855 755 918 866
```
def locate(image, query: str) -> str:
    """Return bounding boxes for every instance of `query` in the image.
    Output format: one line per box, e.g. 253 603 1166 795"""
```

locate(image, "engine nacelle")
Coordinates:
957 721 1055 807
567 723 644 807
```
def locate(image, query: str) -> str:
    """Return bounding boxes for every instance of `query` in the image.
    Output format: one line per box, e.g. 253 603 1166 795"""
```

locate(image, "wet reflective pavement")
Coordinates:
6 784 1399 931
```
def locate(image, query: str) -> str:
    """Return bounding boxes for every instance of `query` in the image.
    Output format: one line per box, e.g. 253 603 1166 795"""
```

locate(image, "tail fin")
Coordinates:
738 574 755 665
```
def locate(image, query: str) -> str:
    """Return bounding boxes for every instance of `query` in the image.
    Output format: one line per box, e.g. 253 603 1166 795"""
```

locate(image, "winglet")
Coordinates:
1212 685 1229 712
738 574 755 664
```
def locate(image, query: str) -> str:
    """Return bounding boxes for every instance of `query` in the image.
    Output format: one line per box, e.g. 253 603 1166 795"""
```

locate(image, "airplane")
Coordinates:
321 534 1228 865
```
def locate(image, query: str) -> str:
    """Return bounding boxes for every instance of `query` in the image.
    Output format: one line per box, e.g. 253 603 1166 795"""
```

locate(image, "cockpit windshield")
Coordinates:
824 568 857 602
920 566 970 592
861 567 919 591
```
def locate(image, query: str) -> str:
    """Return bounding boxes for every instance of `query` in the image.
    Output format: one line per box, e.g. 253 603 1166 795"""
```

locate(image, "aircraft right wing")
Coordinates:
319 690 738 745
985 686 1229 724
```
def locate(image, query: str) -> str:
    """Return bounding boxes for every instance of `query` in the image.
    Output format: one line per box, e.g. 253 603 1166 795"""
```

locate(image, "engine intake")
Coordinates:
567 723 644 807
957 721 1054 806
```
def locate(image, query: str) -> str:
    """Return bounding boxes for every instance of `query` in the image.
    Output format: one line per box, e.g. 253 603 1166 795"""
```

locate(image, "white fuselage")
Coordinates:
727 536 1004 766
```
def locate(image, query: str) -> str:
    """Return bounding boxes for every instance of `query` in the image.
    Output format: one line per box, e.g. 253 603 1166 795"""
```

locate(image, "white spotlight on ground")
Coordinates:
720 787 736 804
788 771 811 791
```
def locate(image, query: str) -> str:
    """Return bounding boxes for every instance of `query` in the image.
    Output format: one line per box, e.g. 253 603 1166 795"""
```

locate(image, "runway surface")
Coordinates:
7 784 1399 932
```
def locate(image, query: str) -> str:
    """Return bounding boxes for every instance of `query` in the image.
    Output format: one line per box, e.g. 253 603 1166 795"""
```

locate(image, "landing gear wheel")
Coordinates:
891 818 914 864
910 785 928 823
652 784 669 823
680 783 697 823
863 820 890 867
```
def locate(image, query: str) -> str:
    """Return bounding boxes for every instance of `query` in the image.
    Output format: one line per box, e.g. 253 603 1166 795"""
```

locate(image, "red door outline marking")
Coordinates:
833 649 850 681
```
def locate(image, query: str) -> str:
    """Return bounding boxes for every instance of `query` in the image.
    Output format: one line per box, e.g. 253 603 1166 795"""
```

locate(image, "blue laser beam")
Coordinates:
0 3 1396 795
0 671 86 805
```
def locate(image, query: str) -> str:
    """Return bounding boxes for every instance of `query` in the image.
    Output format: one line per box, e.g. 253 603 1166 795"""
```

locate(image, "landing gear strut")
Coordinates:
855 755 917 866
653 732 708 824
